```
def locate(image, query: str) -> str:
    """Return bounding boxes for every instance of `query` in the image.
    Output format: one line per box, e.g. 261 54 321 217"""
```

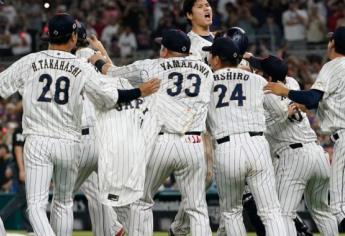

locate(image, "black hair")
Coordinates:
182 0 197 24
212 54 238 67
76 39 89 48
335 44 345 56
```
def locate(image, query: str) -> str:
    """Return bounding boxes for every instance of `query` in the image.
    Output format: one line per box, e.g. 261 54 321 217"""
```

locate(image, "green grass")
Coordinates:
7 231 345 236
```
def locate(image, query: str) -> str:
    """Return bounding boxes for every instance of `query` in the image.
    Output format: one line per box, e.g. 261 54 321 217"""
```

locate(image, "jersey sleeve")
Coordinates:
0 59 25 98
107 60 151 86
263 94 289 125
12 128 24 147
84 66 119 110
155 93 196 134
311 60 343 96
311 61 333 93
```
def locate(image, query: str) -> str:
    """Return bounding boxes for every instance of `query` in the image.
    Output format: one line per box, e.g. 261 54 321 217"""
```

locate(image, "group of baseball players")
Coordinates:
0 0 345 236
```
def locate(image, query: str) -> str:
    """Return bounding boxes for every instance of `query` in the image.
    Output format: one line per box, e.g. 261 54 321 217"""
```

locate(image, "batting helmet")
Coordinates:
76 21 89 47
226 27 249 55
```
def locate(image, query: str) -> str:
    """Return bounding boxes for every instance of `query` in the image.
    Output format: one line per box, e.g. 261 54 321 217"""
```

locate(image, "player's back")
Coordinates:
1 50 93 140
264 77 317 153
150 57 213 132
207 67 267 139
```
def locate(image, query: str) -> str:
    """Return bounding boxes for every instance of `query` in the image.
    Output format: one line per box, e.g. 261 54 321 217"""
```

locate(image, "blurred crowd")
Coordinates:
0 0 344 191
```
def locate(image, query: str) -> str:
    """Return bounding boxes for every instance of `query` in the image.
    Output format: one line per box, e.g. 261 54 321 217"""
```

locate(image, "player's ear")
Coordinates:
160 47 168 58
186 12 193 21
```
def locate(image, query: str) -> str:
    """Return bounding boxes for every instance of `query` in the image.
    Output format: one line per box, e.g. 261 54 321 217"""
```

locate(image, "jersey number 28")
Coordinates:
214 83 246 108
37 74 70 105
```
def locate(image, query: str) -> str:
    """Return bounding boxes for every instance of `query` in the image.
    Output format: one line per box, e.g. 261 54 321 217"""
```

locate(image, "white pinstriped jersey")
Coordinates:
188 31 213 63
0 50 119 141
76 48 97 128
107 57 213 132
264 77 317 154
97 78 196 207
207 67 267 139
311 57 345 134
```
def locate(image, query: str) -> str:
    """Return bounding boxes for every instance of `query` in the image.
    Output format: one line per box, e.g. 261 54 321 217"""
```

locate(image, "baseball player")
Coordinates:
249 55 338 235
205 37 286 236
168 2 214 234
71 23 124 236
263 26 345 228
183 0 213 63
90 29 213 236
0 13 159 236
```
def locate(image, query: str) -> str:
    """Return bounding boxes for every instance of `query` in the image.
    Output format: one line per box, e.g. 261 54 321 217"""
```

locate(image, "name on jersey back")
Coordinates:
31 59 82 77
160 59 210 77
214 72 249 81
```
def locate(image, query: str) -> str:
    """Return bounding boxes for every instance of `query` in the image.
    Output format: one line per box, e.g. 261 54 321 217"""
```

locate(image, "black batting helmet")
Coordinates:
226 27 249 55
76 21 89 48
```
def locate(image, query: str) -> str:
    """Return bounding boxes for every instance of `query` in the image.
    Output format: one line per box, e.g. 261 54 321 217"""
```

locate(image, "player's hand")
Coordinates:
243 52 253 60
139 78 160 97
19 170 25 183
87 34 105 52
294 103 308 113
287 103 298 117
88 51 104 65
263 82 289 97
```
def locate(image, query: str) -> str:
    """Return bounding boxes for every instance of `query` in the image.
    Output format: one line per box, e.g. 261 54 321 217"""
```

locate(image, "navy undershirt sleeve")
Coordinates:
117 88 141 103
287 89 324 109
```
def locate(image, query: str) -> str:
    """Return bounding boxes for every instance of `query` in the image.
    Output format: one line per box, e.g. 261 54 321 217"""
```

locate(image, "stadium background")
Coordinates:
0 0 344 234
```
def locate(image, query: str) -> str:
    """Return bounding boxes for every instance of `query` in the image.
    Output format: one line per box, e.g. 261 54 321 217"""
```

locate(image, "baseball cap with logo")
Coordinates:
48 13 77 43
202 37 240 62
155 29 191 54
248 55 288 82
328 26 345 55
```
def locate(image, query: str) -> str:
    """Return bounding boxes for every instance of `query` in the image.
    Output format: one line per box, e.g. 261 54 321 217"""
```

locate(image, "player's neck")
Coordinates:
330 52 345 60
191 25 211 37
48 44 72 53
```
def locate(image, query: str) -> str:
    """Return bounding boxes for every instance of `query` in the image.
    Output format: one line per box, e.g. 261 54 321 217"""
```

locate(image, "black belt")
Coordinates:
289 143 303 149
82 128 89 135
158 131 201 135
216 132 263 145
332 133 340 141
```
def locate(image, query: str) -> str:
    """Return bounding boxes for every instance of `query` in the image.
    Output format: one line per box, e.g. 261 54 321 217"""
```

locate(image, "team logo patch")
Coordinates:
108 194 119 201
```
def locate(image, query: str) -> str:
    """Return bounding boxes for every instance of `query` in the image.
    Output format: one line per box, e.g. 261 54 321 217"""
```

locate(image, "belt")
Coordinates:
82 128 89 135
158 131 201 135
289 143 303 149
332 133 339 141
216 132 263 145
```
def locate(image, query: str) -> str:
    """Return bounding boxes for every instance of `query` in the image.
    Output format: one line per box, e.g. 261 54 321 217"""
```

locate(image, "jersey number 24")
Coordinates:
37 74 70 105
214 83 246 108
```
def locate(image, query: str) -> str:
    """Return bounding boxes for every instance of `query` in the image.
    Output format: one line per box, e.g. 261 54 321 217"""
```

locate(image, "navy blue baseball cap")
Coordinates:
328 26 345 54
202 37 240 62
48 13 77 42
155 29 191 54
249 55 288 82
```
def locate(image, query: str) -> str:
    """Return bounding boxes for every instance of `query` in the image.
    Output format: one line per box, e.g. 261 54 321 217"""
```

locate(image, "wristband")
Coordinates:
95 59 106 72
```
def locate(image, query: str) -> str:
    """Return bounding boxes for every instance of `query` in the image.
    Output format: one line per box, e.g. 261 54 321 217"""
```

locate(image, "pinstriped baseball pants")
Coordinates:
74 130 123 236
215 133 286 236
275 142 338 236
331 130 345 224
128 133 212 236
24 135 79 236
